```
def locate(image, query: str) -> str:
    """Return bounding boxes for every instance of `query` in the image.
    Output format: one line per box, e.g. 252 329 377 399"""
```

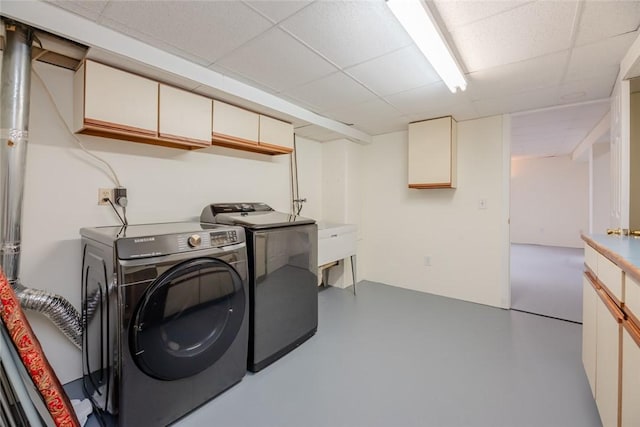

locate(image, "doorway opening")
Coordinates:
508 102 610 323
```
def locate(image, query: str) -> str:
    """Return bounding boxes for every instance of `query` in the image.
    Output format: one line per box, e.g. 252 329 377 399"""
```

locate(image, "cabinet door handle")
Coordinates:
598 287 625 323
623 319 640 347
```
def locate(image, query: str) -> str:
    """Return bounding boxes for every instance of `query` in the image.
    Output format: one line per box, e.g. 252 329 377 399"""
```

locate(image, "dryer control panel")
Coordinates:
111 227 243 260
209 229 239 247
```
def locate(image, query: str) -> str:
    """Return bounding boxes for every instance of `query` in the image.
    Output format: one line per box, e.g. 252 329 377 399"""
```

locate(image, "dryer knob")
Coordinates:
187 234 202 248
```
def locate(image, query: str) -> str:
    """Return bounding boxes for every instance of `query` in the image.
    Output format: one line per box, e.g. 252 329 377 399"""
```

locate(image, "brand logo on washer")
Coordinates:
133 237 155 243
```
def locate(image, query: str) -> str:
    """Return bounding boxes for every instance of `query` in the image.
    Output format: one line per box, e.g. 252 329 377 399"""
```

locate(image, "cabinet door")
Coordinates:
82 60 158 136
259 115 293 151
408 116 457 189
159 85 211 146
596 292 623 427
622 322 640 427
583 275 598 396
212 100 259 144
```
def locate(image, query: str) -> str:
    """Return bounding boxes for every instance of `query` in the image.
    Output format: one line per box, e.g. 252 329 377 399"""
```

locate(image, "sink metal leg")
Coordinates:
350 255 357 295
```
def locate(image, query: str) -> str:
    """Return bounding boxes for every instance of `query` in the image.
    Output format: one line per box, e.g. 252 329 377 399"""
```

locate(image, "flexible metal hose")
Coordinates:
14 283 82 349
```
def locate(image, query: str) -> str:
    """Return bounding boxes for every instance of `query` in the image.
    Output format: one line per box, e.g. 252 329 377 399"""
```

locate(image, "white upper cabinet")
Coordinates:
408 116 457 189
212 100 259 145
259 115 294 151
159 84 211 146
75 60 158 136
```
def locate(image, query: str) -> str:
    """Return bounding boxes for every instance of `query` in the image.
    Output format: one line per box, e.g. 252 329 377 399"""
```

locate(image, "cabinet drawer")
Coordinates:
626 275 640 322
584 244 599 274
598 254 624 302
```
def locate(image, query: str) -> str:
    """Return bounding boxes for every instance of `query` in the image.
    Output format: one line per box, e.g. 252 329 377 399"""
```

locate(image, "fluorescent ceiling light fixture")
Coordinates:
387 0 467 93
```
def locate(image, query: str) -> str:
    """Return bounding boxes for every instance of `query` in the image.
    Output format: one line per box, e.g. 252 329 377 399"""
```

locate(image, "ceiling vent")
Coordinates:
0 20 87 70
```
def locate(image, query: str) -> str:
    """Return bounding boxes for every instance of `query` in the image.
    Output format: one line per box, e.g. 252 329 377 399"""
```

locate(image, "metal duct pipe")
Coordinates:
1 21 82 348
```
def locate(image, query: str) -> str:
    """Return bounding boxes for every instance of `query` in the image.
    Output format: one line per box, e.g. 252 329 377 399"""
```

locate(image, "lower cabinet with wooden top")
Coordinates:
582 234 640 427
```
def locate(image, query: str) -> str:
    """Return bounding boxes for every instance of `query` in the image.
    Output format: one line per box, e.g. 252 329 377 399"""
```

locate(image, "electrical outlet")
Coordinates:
424 256 431 267
98 188 113 205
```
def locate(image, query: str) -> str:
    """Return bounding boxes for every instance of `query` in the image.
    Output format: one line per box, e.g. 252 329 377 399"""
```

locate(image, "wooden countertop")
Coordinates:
582 233 640 284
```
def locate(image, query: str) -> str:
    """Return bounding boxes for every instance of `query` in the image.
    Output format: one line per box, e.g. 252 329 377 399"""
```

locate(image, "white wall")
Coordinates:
510 156 588 248
17 62 322 383
360 116 508 309
592 143 611 234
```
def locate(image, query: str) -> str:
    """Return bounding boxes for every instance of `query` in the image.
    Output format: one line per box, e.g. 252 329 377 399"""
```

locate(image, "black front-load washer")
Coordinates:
201 203 318 372
80 222 249 426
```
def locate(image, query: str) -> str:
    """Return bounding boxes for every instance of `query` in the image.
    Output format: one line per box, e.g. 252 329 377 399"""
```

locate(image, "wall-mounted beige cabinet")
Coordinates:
74 60 209 149
211 100 293 155
259 115 294 151
212 100 259 146
408 116 457 189
74 59 158 138
159 84 211 146
74 60 293 154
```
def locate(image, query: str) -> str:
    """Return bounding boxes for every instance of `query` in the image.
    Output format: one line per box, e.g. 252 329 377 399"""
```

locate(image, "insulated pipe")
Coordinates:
0 21 32 283
1 21 82 348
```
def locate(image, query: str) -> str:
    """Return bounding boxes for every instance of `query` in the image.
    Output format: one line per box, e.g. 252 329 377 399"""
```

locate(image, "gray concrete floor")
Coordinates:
511 244 584 323
71 281 601 427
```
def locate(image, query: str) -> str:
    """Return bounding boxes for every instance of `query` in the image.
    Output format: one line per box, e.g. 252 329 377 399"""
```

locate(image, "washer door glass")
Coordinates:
130 257 245 380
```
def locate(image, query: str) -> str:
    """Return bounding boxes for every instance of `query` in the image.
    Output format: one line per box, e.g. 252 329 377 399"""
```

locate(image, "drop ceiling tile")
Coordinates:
345 46 441 97
565 32 636 82
98 1 273 65
433 0 531 31
384 82 466 114
47 0 108 20
404 101 478 123
465 51 569 101
558 70 618 103
576 0 640 46
449 1 578 72
88 47 203 90
215 28 338 93
245 0 312 23
323 98 408 135
280 0 412 68
511 101 610 158
472 86 560 117
284 72 377 113
96 16 212 66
